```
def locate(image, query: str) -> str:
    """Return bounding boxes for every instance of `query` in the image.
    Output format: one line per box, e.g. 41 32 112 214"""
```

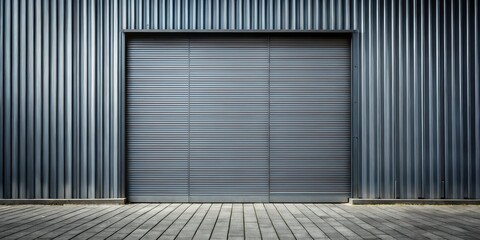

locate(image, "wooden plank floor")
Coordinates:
0 204 479 239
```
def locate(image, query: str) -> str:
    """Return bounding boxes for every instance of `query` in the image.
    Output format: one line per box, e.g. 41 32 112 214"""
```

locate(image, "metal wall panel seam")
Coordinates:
0 0 3 199
153 0 158 29
88 0 96 199
391 0 398 198
329 0 334 29
449 0 456 198
382 0 391 198
26 0 35 199
72 0 79 198
410 0 417 199
367 0 374 198
95 0 103 199
65 0 73 199
405 0 412 198
475 0 480 199
3 0 11 199
465 0 471 198
112 0 119 197
458 0 465 199
79 0 87 198
467 0 474 198
11 0 19 199
147 0 151 28
358 0 365 198
442 1 453 198
375 0 381 198
118 11 125 199
398 0 405 198
434 0 441 199
442 0 448 199
57 0 65 199
33 0 42 199
104 0 111 198
419 0 425 199
49 0 58 199
427 0 434 198
19 0 27 199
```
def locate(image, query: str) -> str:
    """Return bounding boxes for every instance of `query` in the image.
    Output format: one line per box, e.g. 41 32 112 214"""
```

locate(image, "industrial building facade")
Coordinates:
0 0 479 202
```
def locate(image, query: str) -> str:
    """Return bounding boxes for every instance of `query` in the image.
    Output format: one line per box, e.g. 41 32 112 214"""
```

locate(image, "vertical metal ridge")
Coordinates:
475 0 480 199
11 0 19 199
65 0 73 199
391 0 398 198
419 0 425 199
88 0 96 199
103 0 110 198
0 0 4 199
3 0 11 199
57 0 65 199
111 0 119 198
95 0 102 199
26 0 35 199
465 0 471 199
442 0 449 198
49 0 58 199
18 0 26 199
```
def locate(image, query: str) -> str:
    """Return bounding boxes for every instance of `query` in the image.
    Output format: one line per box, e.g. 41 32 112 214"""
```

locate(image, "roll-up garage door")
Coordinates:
127 34 351 203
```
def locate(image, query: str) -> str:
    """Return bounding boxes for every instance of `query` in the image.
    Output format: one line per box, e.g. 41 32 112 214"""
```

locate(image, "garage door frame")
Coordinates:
120 30 360 203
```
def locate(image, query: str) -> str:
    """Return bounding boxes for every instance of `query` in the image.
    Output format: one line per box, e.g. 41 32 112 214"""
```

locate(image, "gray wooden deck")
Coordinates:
0 204 479 239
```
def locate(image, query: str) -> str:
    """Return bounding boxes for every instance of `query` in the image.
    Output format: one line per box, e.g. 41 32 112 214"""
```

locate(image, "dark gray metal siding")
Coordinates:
1 0 121 199
0 0 479 200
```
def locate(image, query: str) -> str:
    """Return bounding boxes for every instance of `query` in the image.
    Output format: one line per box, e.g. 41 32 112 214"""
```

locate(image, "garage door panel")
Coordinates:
127 35 351 203
127 37 190 202
189 36 269 201
269 36 351 202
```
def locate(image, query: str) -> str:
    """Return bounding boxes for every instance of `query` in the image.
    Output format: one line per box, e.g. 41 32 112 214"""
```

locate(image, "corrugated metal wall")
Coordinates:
355 0 480 199
0 0 479 199
0 0 121 199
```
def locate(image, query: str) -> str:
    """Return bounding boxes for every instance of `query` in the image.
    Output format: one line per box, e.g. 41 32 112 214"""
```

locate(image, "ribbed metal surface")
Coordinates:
127 35 349 202
189 36 270 201
127 36 190 202
122 0 353 30
269 36 351 202
355 0 480 199
0 0 121 199
1 0 479 200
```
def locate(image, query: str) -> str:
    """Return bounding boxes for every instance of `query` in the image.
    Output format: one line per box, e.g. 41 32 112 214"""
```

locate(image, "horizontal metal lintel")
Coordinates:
123 29 357 33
